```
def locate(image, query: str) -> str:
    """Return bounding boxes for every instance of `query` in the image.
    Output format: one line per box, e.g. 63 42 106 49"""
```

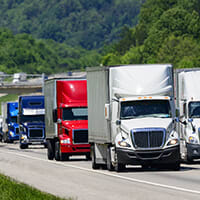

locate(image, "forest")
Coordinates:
0 0 142 49
0 0 143 74
0 0 200 74
102 0 200 69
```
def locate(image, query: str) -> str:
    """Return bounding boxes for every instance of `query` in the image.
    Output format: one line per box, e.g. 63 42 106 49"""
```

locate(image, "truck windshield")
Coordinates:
62 107 88 121
120 100 171 119
188 102 200 118
21 115 45 123
10 116 17 123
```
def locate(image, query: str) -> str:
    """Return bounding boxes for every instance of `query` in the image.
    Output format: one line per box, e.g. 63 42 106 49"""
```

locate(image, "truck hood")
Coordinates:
62 120 88 130
121 118 172 132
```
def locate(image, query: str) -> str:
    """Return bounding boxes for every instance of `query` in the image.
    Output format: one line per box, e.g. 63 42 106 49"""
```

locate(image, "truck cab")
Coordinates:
18 95 46 149
45 79 90 161
177 70 200 162
1 102 19 143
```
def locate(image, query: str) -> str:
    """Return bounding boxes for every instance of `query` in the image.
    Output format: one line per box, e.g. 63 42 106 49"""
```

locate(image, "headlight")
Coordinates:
118 140 131 147
167 139 179 146
188 136 198 144
21 134 27 140
60 138 71 144
9 131 14 137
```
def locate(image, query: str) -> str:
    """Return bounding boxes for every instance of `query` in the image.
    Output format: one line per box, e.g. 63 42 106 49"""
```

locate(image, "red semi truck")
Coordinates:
44 78 90 161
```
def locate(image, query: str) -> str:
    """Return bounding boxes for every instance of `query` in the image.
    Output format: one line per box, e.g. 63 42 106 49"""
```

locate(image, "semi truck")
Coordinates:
87 64 180 172
1 102 19 143
44 78 90 161
176 69 200 162
18 95 46 149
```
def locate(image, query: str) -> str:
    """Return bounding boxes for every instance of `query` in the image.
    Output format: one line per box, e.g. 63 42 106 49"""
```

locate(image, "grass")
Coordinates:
0 94 19 114
0 173 73 200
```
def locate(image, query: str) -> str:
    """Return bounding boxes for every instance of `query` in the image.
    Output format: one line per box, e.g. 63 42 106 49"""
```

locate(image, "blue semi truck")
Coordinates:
1 102 19 143
18 95 46 149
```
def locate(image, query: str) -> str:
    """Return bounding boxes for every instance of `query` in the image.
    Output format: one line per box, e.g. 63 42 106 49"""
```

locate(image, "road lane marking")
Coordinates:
1 149 200 195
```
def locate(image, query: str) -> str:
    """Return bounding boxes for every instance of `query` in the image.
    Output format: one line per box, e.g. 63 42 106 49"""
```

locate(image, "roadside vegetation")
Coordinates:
0 173 73 200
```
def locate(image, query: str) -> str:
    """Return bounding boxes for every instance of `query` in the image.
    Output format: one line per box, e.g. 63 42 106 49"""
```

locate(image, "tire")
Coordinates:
114 153 125 172
86 153 91 161
47 140 54 160
55 141 60 161
91 144 100 169
107 147 114 171
115 162 126 172
20 143 28 149
55 141 69 161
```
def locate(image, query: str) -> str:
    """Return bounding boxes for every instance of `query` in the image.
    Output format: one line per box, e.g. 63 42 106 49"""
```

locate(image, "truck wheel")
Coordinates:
47 140 54 160
55 141 61 161
91 145 100 169
86 153 91 161
107 147 114 171
114 154 125 172
20 144 28 149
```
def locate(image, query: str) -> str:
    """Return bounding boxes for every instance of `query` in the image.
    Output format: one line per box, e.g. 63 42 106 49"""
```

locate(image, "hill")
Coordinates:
0 0 143 50
102 0 200 69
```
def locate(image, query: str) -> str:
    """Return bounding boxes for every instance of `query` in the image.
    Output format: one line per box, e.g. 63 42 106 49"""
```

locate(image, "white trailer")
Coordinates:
177 69 200 162
87 64 180 171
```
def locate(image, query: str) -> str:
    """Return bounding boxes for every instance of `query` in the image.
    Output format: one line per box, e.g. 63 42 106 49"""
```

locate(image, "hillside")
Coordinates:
102 0 200 69
0 28 101 74
0 0 143 50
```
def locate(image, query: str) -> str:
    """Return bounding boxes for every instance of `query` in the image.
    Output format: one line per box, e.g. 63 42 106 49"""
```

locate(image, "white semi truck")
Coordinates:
87 64 180 172
177 70 200 162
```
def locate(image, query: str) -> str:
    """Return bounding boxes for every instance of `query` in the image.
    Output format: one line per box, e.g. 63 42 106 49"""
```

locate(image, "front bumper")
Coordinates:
116 145 180 165
60 143 90 155
20 136 46 145
187 143 200 159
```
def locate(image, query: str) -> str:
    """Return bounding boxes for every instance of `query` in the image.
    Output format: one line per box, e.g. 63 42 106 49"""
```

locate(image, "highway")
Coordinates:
0 143 200 200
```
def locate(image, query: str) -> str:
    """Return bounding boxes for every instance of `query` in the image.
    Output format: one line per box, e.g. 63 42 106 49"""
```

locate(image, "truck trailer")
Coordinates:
44 78 90 161
177 70 200 162
87 64 180 171
1 102 19 143
18 95 46 149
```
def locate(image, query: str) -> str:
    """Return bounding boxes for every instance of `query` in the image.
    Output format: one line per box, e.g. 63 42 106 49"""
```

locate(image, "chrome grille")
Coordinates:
132 128 165 149
73 129 88 144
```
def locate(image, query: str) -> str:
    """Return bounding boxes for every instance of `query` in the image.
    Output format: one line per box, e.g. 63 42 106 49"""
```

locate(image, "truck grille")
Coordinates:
29 129 44 138
73 129 88 144
131 128 165 149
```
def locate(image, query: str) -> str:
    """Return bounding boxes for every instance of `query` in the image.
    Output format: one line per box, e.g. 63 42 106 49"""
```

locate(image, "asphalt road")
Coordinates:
0 142 200 200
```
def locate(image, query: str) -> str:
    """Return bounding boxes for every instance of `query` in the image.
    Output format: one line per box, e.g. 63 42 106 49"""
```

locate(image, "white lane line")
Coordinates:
1 150 200 195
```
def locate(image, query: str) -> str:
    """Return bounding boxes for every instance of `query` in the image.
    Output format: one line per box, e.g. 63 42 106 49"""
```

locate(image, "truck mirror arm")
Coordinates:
190 122 196 132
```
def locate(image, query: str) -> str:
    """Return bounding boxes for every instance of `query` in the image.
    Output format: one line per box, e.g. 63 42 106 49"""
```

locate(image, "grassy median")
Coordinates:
0 173 73 200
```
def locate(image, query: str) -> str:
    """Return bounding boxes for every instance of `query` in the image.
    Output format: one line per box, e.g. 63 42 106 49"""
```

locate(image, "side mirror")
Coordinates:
53 109 57 123
188 118 193 123
116 120 121 126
